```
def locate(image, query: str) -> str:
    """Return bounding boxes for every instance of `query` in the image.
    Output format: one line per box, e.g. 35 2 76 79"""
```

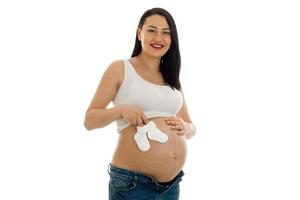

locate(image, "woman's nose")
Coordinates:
153 32 163 42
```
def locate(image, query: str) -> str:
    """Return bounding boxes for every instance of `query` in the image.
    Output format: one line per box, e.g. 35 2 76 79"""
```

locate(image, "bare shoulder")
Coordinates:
103 59 125 87
85 59 125 112
107 59 124 71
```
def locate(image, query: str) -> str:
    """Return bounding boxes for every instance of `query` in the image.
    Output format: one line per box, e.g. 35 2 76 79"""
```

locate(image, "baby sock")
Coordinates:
146 121 168 143
134 125 150 151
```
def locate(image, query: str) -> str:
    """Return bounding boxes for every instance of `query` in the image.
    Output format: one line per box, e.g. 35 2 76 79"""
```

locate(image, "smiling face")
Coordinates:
137 14 171 59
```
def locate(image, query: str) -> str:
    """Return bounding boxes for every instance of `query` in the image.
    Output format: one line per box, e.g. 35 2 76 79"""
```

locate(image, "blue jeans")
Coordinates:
108 163 184 200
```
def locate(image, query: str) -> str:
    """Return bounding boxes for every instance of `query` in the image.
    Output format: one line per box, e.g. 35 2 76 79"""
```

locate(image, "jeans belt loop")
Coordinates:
107 163 112 175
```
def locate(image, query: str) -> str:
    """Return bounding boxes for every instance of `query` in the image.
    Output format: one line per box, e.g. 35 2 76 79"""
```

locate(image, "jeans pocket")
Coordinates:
109 175 137 191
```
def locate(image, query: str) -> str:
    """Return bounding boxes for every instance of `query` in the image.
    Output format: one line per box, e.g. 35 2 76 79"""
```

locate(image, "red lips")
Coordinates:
150 43 164 49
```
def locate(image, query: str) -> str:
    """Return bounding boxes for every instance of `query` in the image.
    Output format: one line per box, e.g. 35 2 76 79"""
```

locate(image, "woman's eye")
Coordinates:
163 32 171 35
148 30 156 32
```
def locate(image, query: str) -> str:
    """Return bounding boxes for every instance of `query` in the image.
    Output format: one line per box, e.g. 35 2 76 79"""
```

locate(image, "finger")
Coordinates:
171 125 180 131
165 120 172 125
137 117 144 126
128 119 133 125
166 119 177 125
141 113 148 125
177 130 185 135
173 125 183 131
132 118 137 126
173 121 179 126
175 120 183 125
173 117 183 125
165 118 172 125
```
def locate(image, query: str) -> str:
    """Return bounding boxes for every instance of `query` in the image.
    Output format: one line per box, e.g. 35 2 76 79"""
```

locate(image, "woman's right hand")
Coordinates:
119 105 148 126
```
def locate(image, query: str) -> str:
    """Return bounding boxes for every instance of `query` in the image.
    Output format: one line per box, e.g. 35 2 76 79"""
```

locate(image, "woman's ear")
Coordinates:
137 28 141 41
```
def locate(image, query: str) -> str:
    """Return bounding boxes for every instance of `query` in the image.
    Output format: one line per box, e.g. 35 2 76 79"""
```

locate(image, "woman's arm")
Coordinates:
84 60 124 130
84 60 148 131
84 106 123 131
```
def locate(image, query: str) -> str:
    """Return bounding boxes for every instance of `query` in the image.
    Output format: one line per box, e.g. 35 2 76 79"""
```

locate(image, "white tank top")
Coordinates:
113 59 183 132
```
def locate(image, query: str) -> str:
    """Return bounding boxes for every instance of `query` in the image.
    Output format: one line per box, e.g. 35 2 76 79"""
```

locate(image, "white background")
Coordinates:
1 0 300 199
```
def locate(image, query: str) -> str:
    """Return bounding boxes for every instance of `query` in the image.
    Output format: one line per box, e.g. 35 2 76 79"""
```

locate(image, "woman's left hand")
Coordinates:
165 116 186 136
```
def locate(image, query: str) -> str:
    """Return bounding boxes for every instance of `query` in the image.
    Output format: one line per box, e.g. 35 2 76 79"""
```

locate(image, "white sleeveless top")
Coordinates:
112 59 183 132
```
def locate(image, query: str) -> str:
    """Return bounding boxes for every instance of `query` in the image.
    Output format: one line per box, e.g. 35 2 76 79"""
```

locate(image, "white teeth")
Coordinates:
151 44 163 48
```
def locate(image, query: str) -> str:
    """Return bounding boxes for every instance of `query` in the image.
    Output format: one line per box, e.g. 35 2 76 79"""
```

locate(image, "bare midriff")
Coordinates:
111 117 187 182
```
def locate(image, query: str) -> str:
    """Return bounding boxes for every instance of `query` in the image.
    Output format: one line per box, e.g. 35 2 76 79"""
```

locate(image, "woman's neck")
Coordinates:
137 54 161 73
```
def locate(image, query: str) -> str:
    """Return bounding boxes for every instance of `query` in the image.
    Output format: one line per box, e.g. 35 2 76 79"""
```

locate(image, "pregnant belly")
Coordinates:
111 117 187 182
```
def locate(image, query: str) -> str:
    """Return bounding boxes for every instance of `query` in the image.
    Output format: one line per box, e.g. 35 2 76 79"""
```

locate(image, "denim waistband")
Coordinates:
107 163 184 186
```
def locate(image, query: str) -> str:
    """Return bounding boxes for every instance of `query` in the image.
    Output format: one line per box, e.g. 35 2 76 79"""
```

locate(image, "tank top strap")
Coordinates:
122 59 137 82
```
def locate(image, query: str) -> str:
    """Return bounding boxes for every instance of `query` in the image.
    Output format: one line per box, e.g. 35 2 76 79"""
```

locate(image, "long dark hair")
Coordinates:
131 7 181 90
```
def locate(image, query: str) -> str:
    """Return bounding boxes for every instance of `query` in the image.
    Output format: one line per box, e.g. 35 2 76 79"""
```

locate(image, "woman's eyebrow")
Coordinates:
147 25 170 30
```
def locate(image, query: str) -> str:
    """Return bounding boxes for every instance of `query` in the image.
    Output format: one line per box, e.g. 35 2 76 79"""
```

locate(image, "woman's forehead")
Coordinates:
143 15 169 28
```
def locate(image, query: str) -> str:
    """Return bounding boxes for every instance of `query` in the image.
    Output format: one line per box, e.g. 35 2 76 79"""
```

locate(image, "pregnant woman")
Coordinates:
84 7 196 200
